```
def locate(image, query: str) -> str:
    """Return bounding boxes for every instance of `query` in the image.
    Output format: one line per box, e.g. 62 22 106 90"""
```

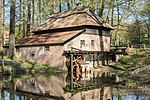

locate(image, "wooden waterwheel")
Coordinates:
66 55 83 87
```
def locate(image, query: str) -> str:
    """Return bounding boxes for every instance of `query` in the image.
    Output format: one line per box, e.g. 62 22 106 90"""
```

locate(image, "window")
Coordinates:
80 40 85 48
68 44 71 49
44 46 50 51
31 53 35 60
16 47 20 52
91 40 94 46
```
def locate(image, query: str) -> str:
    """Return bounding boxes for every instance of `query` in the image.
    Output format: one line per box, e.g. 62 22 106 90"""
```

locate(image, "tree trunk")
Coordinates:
53 0 56 13
9 0 16 60
10 78 15 100
22 0 26 37
106 0 113 23
32 0 34 26
148 16 150 42
59 0 61 12
67 0 70 11
111 0 114 26
115 0 120 46
72 0 75 9
0 0 5 49
26 0 31 36
99 0 106 17
38 0 41 23
18 0 22 37
2 0 5 46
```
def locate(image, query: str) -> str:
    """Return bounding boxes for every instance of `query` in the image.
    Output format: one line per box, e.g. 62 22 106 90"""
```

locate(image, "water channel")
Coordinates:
0 70 150 100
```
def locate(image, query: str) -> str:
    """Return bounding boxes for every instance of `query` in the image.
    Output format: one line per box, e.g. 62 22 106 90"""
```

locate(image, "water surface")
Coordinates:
0 71 150 100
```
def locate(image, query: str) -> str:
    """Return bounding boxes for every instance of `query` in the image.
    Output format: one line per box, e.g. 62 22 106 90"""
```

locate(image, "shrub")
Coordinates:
120 57 129 65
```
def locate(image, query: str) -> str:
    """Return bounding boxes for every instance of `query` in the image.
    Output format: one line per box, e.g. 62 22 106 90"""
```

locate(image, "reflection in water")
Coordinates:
0 72 150 100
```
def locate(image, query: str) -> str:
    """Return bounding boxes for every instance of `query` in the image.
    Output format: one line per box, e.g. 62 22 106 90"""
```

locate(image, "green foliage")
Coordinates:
47 66 58 71
120 57 129 65
144 55 150 65
0 56 11 60
115 49 150 70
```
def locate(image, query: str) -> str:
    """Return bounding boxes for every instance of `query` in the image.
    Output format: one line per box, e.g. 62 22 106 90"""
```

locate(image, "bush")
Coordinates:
120 57 129 65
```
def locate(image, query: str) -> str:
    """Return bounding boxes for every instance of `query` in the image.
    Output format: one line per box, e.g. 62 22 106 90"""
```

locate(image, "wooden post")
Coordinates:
106 53 109 66
1 75 5 100
97 53 100 68
93 54 95 68
70 53 73 91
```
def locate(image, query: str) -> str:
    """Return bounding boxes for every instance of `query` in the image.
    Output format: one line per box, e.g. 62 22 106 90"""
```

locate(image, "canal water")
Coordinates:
0 70 150 100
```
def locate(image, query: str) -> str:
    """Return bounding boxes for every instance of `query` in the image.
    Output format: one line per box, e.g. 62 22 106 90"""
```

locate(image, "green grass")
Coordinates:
0 56 11 60
47 66 58 70
115 49 150 69
144 55 150 65
0 56 60 74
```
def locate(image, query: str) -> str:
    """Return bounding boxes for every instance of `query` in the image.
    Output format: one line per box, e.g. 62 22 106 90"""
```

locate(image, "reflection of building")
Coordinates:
70 87 110 100
1 73 150 100
4 7 113 70
0 72 114 100
70 72 112 100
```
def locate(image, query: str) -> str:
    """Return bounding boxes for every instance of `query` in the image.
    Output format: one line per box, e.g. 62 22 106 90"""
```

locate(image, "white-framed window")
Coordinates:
80 40 85 48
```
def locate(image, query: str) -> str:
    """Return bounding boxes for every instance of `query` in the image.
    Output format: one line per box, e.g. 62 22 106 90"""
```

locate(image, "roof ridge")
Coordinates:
31 7 113 32
49 7 92 18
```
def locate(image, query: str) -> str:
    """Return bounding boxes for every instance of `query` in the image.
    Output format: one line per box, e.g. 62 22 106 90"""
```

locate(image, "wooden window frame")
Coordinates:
44 45 50 51
80 40 85 48
91 40 94 46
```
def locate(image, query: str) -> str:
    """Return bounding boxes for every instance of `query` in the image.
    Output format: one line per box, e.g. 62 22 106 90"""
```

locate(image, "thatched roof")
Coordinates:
15 30 85 46
32 7 113 32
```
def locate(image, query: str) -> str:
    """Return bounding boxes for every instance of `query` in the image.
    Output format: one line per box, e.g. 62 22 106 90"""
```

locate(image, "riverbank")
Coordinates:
113 48 150 70
109 48 150 95
0 58 64 75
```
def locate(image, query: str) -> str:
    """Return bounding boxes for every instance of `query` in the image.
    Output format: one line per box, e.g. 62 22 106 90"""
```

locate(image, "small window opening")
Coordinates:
91 40 94 46
16 47 20 52
68 44 71 49
44 46 50 51
80 40 85 48
31 53 35 60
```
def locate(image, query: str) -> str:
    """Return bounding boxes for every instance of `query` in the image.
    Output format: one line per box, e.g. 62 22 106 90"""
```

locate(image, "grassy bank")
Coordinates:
111 48 150 94
0 57 62 75
114 48 150 70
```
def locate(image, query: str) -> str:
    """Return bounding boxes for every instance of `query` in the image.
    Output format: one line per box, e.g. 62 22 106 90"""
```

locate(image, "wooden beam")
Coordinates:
97 53 100 68
106 52 109 65
70 54 73 91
